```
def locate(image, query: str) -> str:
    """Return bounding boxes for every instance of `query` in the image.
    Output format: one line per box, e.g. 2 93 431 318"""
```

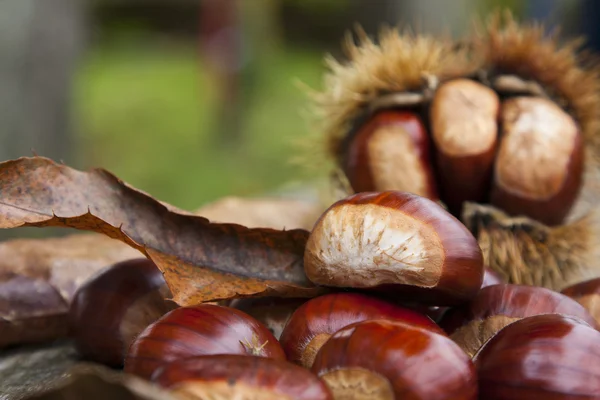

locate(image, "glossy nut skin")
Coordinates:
342 110 438 199
312 319 477 400
490 96 584 226
430 79 500 216
304 191 484 305
68 258 176 366
481 268 504 289
152 355 333 400
440 283 597 357
279 292 443 368
474 314 600 399
124 304 285 380
561 277 600 326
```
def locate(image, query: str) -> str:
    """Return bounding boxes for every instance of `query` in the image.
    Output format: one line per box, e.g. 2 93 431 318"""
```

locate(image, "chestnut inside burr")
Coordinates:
340 76 584 226
320 368 394 400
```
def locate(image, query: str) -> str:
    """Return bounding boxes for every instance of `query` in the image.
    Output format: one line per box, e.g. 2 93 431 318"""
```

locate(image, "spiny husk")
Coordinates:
300 12 600 291
299 24 479 202
465 12 600 290
475 10 600 152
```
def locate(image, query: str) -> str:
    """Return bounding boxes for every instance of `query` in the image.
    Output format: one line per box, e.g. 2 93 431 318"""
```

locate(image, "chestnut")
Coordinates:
229 297 308 340
152 354 332 400
430 78 499 216
124 304 285 380
304 191 484 305
440 283 597 357
68 258 177 366
279 292 443 368
341 110 438 199
490 96 584 226
312 319 477 399
561 277 600 325
481 267 504 289
474 314 600 399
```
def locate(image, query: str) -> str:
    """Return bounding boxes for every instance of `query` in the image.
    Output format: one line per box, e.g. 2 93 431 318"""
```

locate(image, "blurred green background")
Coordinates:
71 0 532 211
0 0 585 229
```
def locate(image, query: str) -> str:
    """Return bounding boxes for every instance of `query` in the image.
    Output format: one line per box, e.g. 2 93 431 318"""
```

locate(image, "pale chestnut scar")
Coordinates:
306 204 443 287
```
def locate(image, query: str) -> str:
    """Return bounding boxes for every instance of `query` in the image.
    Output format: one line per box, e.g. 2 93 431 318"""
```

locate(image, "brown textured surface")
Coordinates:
0 233 140 349
474 314 600 399
0 343 175 399
0 157 323 305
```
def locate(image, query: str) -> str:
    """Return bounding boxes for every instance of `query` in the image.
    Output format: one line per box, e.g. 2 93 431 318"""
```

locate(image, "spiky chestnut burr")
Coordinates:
302 11 600 292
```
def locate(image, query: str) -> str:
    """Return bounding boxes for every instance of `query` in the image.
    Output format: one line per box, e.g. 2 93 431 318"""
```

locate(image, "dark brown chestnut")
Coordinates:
124 304 285 380
430 78 500 216
304 191 484 305
152 354 333 400
342 110 438 199
229 297 308 340
312 319 477 399
474 314 600 399
561 277 600 326
279 292 443 368
68 258 177 366
440 283 597 357
490 96 584 226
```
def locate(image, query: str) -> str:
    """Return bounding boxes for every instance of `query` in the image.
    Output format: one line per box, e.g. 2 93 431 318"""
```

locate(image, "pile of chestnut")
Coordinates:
69 191 600 399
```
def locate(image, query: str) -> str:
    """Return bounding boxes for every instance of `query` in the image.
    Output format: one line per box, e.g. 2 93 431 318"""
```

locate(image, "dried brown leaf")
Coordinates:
0 234 141 348
0 157 324 306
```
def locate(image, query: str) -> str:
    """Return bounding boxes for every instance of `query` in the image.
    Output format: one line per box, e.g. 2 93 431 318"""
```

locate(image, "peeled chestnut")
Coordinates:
475 314 600 399
124 304 285 380
229 297 308 340
68 258 177 366
430 78 499 216
342 110 438 199
304 191 484 305
561 277 600 325
440 283 597 357
312 319 477 399
279 292 443 368
490 96 584 225
152 354 332 399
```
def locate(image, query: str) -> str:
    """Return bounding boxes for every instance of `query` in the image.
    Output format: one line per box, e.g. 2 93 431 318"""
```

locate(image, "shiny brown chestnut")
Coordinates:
474 314 600 399
312 319 477 400
342 110 438 199
152 354 332 400
229 297 308 340
490 96 584 225
304 191 484 305
481 267 504 289
279 292 443 368
561 277 600 326
430 78 500 216
440 283 597 357
68 258 177 366
124 304 285 380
